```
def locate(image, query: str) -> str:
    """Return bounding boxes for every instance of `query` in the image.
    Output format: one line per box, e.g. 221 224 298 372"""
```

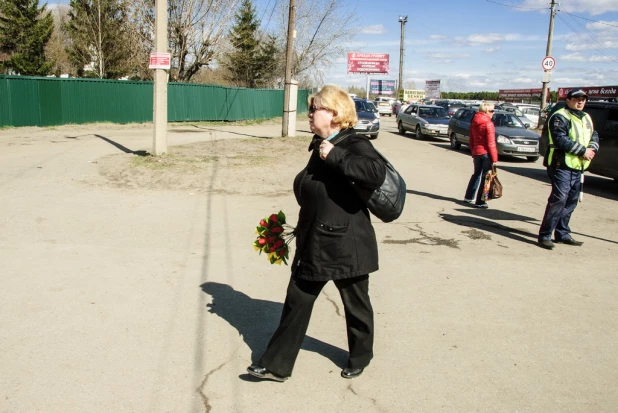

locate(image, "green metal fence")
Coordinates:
0 75 310 128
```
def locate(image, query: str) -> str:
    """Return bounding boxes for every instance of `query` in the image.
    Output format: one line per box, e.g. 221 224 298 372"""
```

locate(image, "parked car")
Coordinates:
448 107 541 161
434 100 468 116
365 101 379 117
353 98 380 139
518 106 540 129
540 100 618 180
396 104 450 139
373 96 396 116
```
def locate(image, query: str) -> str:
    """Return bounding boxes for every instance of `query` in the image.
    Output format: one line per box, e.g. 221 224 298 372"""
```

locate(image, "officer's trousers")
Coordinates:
539 165 581 241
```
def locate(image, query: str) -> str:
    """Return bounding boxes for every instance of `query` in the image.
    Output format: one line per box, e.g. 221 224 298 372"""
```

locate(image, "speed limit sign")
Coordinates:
542 56 556 71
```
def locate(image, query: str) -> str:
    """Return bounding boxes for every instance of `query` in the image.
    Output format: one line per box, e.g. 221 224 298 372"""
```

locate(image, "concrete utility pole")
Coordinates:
152 0 168 155
282 0 297 137
398 15 408 101
540 0 557 111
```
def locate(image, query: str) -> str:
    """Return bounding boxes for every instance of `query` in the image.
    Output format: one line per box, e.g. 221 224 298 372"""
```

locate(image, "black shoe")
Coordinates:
475 203 489 209
247 365 289 382
538 239 555 250
555 238 584 246
341 367 364 379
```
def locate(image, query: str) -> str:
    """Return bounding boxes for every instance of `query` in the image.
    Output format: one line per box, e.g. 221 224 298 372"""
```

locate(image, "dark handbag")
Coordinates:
331 136 406 223
489 167 503 199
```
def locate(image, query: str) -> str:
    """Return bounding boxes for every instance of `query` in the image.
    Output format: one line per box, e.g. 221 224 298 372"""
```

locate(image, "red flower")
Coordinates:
258 237 267 245
274 239 284 248
260 219 269 227
269 214 278 223
271 226 283 234
278 249 286 257
269 246 276 252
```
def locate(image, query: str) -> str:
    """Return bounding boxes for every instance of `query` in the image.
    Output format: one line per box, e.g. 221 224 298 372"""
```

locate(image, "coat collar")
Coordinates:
307 128 356 151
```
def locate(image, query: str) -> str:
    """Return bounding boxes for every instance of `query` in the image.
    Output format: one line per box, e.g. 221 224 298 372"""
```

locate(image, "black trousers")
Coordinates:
259 274 374 377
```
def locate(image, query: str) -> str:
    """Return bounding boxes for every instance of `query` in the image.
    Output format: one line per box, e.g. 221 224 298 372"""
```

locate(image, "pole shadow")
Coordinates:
439 213 539 246
200 282 348 371
94 134 149 156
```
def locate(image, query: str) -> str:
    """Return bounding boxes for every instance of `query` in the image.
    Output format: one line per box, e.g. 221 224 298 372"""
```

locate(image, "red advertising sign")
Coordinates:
347 53 389 74
149 52 171 70
498 88 544 99
557 86 618 99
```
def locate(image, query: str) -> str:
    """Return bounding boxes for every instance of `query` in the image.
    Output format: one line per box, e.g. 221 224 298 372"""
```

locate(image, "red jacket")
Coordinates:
469 112 498 163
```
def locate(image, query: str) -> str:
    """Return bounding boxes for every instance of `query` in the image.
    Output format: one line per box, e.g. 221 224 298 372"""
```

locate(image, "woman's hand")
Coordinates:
319 140 334 160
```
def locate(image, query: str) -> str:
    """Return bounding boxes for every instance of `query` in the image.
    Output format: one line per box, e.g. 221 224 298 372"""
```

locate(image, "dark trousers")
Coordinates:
259 274 374 377
538 166 581 241
464 154 492 205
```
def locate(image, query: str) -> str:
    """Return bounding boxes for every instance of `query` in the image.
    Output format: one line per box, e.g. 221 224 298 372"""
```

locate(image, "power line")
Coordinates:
559 10 618 29
484 0 547 11
556 13 618 65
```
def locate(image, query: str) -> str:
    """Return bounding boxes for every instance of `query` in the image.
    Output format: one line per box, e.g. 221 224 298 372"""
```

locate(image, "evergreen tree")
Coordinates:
224 0 278 88
0 0 54 75
64 0 132 79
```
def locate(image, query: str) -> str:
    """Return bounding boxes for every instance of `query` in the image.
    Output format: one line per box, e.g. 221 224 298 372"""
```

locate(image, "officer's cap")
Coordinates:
567 89 588 99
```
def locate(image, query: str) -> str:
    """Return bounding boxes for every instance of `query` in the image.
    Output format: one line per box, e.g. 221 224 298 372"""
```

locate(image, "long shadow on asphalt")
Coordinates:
409 190 618 246
498 165 618 202
95 135 150 156
439 213 538 246
200 282 348 378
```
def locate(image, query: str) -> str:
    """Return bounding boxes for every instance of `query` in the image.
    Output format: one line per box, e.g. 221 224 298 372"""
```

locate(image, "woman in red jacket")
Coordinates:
463 103 498 208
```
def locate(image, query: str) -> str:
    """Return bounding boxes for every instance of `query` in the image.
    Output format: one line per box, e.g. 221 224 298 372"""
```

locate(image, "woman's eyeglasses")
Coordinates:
309 105 330 114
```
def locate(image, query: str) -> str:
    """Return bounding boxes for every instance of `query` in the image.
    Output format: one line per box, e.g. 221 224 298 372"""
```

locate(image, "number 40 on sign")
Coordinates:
542 56 556 71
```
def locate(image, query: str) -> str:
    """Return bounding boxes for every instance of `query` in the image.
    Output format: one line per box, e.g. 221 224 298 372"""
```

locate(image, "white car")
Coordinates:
518 106 540 129
373 96 396 116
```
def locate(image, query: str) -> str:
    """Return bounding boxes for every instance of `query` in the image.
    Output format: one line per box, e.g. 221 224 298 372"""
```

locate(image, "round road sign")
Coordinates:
542 56 556 71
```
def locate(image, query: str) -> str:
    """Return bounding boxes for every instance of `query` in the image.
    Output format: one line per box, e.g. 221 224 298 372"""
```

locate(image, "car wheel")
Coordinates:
450 133 461 150
527 156 539 162
415 125 422 139
398 122 406 135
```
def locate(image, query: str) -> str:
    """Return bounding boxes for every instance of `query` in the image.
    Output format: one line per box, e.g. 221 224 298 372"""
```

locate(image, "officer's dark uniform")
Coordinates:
538 90 599 248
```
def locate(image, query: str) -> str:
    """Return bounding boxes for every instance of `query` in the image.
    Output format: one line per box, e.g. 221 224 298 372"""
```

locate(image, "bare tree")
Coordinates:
46 5 74 76
65 0 133 79
131 0 240 82
273 0 357 86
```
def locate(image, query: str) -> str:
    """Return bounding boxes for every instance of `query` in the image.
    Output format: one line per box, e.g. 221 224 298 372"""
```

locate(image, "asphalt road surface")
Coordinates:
1 116 617 413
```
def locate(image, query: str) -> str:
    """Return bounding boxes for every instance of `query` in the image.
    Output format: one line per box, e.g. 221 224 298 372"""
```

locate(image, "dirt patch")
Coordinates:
462 229 492 240
97 136 313 194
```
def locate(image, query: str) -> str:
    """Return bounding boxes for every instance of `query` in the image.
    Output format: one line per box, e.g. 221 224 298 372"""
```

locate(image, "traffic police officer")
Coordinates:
538 89 599 249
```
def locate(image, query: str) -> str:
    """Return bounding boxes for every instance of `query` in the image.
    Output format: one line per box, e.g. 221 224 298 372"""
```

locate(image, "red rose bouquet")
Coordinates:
253 211 295 265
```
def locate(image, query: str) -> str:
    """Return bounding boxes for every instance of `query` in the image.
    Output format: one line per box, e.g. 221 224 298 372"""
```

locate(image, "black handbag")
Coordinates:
331 136 406 223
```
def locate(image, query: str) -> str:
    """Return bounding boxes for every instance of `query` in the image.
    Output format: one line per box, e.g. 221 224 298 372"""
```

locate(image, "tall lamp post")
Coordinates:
398 15 408 101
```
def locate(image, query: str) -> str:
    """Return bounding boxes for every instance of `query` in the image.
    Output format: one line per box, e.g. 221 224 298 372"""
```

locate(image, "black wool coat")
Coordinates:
291 128 386 281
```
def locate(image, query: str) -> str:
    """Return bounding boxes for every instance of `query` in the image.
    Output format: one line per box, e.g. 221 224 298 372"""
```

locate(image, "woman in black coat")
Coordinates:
247 85 386 382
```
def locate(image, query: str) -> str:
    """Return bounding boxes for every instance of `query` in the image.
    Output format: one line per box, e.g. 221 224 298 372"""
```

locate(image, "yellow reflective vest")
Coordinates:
547 108 594 170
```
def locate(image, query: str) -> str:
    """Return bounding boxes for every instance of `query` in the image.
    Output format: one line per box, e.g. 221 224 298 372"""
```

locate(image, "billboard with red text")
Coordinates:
498 88 544 100
557 86 618 99
347 53 389 74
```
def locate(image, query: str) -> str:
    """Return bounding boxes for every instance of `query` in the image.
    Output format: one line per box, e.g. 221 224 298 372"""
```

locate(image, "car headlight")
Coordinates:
372 118 379 124
497 135 512 144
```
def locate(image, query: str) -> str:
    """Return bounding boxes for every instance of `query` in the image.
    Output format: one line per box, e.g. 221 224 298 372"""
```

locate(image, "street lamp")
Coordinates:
398 16 408 101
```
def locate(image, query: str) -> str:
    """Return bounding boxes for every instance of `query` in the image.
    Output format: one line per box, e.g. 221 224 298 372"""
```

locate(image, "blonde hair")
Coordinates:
309 85 357 129
478 102 495 113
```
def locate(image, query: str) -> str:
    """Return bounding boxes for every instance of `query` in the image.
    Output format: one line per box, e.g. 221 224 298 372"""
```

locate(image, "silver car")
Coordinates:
396 104 450 139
